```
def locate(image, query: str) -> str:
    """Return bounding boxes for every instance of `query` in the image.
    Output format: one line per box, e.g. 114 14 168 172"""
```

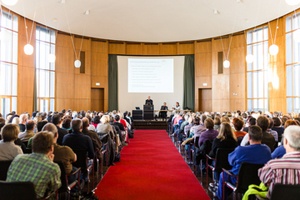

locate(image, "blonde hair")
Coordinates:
217 122 236 141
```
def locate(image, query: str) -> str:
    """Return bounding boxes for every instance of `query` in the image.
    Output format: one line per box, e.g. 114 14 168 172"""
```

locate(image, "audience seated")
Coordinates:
258 125 300 199
215 125 271 199
52 113 68 145
18 120 35 142
0 124 23 160
62 118 95 181
6 131 61 199
232 117 247 139
18 113 28 132
198 118 218 147
43 123 77 176
208 122 238 158
241 115 276 151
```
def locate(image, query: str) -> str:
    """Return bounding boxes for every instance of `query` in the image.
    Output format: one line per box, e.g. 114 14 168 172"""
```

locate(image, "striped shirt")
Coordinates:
258 151 300 198
6 153 61 198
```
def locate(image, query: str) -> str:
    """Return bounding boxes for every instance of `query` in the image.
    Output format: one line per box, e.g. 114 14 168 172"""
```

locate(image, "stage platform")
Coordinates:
133 120 168 130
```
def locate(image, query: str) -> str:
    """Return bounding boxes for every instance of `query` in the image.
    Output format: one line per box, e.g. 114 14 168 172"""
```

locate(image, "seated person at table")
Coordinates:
215 125 271 200
145 96 153 105
7 131 61 199
159 102 168 119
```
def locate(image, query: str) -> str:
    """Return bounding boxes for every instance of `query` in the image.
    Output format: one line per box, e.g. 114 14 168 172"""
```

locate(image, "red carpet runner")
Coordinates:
94 129 210 200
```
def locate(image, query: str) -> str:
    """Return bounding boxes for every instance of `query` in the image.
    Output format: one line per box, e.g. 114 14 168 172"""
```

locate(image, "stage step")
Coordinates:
133 120 168 130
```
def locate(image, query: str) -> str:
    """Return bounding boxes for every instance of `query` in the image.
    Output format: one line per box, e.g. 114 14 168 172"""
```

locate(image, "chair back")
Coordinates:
0 180 37 200
72 149 88 176
98 133 109 143
270 184 300 200
236 162 264 193
214 148 234 173
55 162 68 193
0 160 13 180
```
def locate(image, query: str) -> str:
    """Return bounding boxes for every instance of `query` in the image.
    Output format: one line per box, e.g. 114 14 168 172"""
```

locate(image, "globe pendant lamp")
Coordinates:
223 60 230 68
24 44 34 55
74 59 81 68
269 44 279 56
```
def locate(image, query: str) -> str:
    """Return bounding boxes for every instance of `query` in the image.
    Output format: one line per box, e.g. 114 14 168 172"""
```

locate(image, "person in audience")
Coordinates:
209 122 237 158
52 113 68 145
0 124 23 160
267 118 278 142
112 115 126 143
271 119 300 159
198 118 218 146
85 114 96 131
7 131 61 199
18 120 35 142
62 118 95 181
18 113 28 132
215 125 272 199
82 117 103 155
213 116 221 131
241 115 276 151
208 122 238 191
92 115 101 129
232 117 247 142
62 116 72 133
42 123 77 176
259 125 300 199
243 117 256 132
272 117 284 141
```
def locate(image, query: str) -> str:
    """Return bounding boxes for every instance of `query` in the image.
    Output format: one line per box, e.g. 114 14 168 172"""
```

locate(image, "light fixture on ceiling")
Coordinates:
223 60 230 68
268 20 279 56
220 35 233 68
84 10 90 15
24 43 34 55
59 0 66 4
213 9 220 15
74 59 81 68
246 54 254 63
269 44 279 55
1 0 18 6
285 0 300 6
23 17 35 56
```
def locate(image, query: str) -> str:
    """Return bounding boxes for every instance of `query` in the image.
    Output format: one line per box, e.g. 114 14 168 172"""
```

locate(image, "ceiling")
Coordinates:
1 0 300 42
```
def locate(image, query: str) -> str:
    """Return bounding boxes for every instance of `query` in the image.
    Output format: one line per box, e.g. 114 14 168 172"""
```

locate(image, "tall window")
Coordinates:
0 11 18 117
286 12 300 113
35 26 55 112
246 26 269 112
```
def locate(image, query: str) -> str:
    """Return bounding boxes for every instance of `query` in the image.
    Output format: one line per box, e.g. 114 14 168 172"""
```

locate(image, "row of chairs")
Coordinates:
170 133 300 200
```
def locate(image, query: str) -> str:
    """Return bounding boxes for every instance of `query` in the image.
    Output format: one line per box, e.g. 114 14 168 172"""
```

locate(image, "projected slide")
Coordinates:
128 58 174 93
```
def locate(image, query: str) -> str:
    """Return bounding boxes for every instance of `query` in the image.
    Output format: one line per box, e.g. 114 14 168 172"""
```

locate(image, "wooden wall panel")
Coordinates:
17 17 35 114
159 43 177 55
268 18 286 112
177 42 194 54
195 41 212 53
109 42 126 54
126 43 143 55
142 43 160 55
